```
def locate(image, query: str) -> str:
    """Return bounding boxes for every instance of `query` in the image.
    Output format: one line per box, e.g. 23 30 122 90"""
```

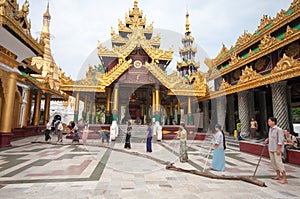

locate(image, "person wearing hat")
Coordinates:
207 124 226 171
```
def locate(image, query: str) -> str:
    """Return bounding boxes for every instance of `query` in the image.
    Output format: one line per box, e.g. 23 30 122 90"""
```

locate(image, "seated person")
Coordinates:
282 129 298 162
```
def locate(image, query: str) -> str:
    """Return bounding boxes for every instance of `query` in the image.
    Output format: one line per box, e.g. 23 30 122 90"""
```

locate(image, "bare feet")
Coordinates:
271 176 281 180
278 179 288 184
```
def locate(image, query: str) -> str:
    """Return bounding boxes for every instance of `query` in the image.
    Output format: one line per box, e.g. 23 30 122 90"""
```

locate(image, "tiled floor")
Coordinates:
0 133 299 198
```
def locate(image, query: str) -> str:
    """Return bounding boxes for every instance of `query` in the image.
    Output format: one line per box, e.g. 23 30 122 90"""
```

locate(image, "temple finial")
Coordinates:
185 10 190 34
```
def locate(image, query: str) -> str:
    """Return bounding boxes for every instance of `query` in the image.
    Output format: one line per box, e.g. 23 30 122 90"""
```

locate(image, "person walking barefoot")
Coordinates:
264 117 287 184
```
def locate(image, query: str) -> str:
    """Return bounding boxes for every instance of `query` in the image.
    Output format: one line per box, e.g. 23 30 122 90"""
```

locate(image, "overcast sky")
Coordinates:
27 0 293 80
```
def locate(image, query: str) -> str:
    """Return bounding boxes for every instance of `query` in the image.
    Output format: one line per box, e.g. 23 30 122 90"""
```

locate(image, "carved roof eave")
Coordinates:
0 15 44 56
145 62 207 97
60 85 106 93
177 61 200 68
167 89 206 97
208 29 300 81
213 6 300 66
200 55 300 101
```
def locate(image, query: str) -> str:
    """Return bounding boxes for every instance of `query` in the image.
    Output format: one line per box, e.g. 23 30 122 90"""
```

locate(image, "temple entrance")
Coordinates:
119 85 153 125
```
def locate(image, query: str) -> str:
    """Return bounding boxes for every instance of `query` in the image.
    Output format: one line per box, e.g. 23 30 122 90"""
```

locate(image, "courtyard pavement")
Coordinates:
0 131 299 199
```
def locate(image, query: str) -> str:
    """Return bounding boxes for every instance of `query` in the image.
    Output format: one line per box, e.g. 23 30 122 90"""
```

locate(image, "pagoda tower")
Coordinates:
177 11 200 77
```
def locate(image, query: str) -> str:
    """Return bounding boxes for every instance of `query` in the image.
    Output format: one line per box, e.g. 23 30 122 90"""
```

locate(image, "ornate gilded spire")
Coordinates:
185 10 190 34
41 0 51 40
43 0 51 19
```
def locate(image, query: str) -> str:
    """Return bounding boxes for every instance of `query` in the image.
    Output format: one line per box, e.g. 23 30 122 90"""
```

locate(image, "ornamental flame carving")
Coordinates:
271 54 299 74
259 34 278 50
238 66 262 84
219 78 231 90
236 30 252 46
284 25 296 39
229 51 240 66
257 15 272 31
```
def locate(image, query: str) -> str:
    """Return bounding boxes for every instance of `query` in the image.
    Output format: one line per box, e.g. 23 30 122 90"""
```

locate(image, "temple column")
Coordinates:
271 81 289 130
248 89 255 120
187 96 193 125
33 91 42 126
238 91 250 137
141 104 145 124
216 96 226 130
82 95 88 121
89 102 93 123
152 89 155 120
177 101 181 124
74 92 80 123
0 72 17 147
287 85 294 133
43 94 51 124
22 89 31 127
227 95 235 135
155 84 161 122
17 84 29 127
202 100 209 132
170 101 174 125
112 83 119 121
210 98 217 130
258 90 268 137
92 103 95 124
105 87 112 123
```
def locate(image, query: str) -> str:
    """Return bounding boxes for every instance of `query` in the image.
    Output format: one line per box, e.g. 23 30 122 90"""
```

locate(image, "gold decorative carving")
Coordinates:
0 69 8 96
236 30 252 46
238 66 262 84
248 49 255 57
271 54 299 74
257 15 272 31
219 78 231 90
273 9 286 24
213 43 228 62
258 34 278 50
284 25 296 39
229 51 240 66
285 42 300 58
289 0 300 10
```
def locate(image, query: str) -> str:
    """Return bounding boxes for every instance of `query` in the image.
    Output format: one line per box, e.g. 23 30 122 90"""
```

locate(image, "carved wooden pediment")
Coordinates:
238 66 262 84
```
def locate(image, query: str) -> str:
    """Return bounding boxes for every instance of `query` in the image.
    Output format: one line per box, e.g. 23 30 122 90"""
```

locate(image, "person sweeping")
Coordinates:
207 124 226 171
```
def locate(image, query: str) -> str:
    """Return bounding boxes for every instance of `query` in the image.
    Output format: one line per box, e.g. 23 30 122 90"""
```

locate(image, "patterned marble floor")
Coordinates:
0 133 299 199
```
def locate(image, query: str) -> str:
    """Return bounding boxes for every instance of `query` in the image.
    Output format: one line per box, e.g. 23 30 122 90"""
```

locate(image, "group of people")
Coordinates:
210 117 289 184
124 121 153 153
44 115 292 185
44 119 63 143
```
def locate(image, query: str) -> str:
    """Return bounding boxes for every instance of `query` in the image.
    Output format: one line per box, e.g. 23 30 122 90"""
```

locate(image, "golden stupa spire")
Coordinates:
41 0 51 37
185 10 190 34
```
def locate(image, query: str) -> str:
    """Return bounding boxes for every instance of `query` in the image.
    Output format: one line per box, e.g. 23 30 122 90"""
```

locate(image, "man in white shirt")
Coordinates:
264 117 287 184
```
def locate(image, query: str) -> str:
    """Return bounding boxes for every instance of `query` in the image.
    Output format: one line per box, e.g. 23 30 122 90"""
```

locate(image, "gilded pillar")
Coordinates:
152 89 155 116
155 84 161 122
33 91 42 126
112 84 119 121
177 100 181 124
43 94 51 124
238 91 250 137
0 72 17 132
271 81 289 130
105 87 112 123
74 92 80 122
22 89 31 127
287 86 294 133
0 72 17 147
187 96 193 125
